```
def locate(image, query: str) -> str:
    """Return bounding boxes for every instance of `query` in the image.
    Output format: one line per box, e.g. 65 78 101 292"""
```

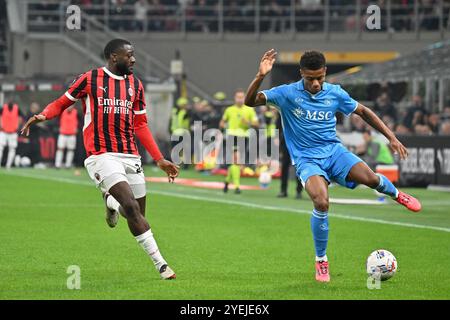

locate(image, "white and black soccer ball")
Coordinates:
258 171 272 188
366 249 398 281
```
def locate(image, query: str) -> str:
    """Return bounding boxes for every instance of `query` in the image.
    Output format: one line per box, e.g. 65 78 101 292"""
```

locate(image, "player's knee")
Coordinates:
121 199 141 219
312 196 329 212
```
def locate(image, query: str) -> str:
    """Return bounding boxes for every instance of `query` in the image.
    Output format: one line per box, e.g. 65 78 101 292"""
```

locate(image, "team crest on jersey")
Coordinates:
295 97 303 105
292 107 305 119
324 99 332 106
128 87 134 97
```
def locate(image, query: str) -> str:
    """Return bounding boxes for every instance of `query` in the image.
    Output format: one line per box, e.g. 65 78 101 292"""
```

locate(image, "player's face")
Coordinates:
300 67 326 94
113 44 136 75
234 91 246 106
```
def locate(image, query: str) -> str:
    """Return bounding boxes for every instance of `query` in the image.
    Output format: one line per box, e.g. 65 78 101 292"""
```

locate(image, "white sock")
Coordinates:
65 150 74 168
316 255 328 262
135 229 167 271
106 194 121 213
55 149 63 168
6 148 16 169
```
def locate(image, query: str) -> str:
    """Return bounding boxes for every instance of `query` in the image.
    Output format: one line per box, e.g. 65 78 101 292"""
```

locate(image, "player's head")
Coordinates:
299 51 327 94
104 39 135 76
234 89 246 107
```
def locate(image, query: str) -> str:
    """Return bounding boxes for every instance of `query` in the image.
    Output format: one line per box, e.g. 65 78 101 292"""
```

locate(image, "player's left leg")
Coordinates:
127 158 176 279
346 162 422 212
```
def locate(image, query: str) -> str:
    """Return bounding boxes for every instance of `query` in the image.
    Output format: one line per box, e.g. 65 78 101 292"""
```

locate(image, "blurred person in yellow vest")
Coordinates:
170 97 191 167
220 89 259 194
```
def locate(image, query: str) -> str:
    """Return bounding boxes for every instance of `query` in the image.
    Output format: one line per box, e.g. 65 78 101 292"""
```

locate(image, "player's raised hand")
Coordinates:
389 137 408 160
258 49 277 76
156 159 180 183
20 114 46 136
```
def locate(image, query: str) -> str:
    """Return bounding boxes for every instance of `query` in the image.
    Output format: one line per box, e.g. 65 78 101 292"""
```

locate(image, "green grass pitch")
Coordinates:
0 167 449 300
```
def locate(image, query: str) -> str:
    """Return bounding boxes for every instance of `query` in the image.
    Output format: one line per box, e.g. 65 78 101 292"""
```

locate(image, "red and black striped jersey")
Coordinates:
65 67 146 157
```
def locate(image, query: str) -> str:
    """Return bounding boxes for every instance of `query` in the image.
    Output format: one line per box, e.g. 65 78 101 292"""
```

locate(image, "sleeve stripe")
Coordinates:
259 91 268 102
69 76 87 99
134 109 147 115
65 91 78 102
346 101 358 116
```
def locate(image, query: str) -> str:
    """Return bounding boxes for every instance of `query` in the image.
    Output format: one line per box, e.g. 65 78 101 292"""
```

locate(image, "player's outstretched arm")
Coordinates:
20 114 46 136
156 158 180 183
21 93 75 136
353 103 408 160
245 49 277 107
134 115 179 183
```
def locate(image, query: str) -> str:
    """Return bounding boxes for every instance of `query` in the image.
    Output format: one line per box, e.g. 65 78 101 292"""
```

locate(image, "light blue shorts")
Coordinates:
295 143 363 189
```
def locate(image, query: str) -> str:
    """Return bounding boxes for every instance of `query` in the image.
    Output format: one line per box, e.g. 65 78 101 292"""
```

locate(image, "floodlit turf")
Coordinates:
0 167 449 300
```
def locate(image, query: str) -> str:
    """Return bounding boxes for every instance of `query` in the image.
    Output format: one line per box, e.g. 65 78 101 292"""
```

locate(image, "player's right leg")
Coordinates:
304 175 331 283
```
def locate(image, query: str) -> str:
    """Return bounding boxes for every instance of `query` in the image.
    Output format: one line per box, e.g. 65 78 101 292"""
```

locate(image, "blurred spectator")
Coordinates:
148 0 168 31
296 0 323 32
394 123 411 135
134 0 148 31
190 0 214 32
373 92 397 122
440 121 450 135
441 106 450 121
427 113 441 134
414 123 433 135
402 95 427 129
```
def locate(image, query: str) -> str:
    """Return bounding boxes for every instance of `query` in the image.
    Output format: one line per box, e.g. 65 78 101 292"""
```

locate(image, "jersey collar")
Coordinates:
297 79 329 96
103 67 127 80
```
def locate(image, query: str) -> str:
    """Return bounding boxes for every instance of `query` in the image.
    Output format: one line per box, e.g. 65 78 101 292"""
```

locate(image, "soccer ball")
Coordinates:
258 171 272 188
366 249 398 281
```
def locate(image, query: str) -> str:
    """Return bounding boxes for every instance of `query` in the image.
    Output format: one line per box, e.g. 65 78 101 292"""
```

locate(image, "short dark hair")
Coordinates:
104 39 131 60
299 51 326 70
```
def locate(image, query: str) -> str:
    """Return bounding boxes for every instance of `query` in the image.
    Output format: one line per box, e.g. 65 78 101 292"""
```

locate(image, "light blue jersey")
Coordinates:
261 80 358 164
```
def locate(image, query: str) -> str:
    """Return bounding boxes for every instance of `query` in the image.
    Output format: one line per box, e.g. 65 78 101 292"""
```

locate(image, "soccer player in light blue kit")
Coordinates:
245 49 421 282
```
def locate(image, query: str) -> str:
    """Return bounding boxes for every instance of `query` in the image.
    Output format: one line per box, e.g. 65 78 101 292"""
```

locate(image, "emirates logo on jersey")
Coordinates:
97 97 133 114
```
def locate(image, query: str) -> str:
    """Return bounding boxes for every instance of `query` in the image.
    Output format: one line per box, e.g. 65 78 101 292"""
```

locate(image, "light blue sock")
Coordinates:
375 173 399 198
311 209 329 258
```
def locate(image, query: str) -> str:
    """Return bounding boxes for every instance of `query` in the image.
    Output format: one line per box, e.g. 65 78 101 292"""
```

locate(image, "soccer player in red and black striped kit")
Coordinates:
21 39 179 280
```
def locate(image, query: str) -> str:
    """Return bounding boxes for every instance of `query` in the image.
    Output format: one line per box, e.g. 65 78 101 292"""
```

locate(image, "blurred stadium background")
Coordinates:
1 0 450 188
0 0 450 300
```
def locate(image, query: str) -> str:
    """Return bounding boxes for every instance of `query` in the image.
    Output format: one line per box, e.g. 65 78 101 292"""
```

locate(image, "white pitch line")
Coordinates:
2 170 450 233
